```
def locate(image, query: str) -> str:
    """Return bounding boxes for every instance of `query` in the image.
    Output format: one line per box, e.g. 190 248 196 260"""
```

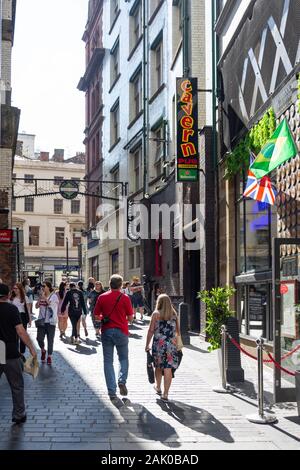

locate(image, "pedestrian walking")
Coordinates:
0 283 37 424
22 279 34 316
61 282 87 345
130 276 144 321
145 294 180 402
94 274 134 399
77 281 89 337
56 282 68 339
88 281 105 337
36 281 59 365
10 282 31 362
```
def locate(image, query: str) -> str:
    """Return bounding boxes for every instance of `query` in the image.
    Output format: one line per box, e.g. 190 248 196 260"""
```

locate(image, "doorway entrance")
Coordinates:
273 238 300 402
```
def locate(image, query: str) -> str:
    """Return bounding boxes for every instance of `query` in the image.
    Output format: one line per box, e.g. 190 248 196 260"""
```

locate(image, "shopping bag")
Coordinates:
146 351 155 384
24 355 39 379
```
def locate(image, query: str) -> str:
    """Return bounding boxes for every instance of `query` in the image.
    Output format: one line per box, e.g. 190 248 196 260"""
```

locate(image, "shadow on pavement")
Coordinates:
129 334 143 340
156 399 234 443
118 400 181 448
184 345 210 354
67 345 98 355
231 380 274 409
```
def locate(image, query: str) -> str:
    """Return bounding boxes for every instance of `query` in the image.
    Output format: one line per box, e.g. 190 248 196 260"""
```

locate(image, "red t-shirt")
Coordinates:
94 290 133 336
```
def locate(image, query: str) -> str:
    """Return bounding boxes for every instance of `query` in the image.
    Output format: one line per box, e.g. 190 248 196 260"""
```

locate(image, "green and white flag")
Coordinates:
250 118 297 179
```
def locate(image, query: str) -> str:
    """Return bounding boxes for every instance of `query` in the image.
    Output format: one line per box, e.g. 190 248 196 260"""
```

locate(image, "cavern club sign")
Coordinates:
176 77 199 182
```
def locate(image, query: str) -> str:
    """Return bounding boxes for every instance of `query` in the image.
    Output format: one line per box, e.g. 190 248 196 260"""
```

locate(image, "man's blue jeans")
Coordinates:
101 328 129 396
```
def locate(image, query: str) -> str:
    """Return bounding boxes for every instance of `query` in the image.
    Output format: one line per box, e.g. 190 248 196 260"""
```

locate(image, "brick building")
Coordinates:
0 0 20 285
78 0 104 280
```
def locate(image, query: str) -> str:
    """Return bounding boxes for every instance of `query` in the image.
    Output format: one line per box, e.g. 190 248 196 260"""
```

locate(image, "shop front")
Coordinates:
217 0 300 400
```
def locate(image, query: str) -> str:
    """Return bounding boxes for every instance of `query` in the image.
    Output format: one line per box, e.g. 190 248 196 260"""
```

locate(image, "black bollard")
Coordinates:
226 317 245 383
179 303 190 345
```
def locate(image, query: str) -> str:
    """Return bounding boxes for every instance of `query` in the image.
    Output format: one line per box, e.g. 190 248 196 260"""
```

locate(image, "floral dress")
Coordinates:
152 314 179 370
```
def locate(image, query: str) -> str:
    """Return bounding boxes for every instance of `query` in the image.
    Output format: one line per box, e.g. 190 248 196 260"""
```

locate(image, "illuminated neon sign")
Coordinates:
176 78 199 182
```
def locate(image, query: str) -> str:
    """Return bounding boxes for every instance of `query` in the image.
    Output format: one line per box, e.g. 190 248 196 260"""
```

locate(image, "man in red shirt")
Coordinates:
94 274 133 398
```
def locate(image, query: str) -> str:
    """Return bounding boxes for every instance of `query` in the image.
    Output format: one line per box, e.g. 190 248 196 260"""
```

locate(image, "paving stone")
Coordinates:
0 312 299 450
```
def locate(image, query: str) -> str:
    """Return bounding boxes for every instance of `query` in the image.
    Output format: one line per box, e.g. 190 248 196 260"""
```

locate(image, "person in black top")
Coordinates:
61 283 87 345
0 283 37 424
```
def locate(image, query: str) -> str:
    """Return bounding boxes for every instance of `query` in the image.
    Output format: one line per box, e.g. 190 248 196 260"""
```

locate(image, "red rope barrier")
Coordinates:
227 333 300 363
228 336 258 361
280 344 300 361
266 352 296 377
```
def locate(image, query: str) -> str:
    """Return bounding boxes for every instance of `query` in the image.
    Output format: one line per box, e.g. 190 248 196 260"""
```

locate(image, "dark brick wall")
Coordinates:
199 126 216 335
0 192 16 286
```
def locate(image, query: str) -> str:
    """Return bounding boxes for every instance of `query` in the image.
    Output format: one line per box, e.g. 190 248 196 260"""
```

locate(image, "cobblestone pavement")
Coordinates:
0 309 300 451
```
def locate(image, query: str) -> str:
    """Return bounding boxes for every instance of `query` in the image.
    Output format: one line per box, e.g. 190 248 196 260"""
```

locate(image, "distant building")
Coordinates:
12 149 86 287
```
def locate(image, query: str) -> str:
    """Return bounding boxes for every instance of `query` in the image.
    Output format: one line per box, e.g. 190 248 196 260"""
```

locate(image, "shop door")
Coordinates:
273 238 300 402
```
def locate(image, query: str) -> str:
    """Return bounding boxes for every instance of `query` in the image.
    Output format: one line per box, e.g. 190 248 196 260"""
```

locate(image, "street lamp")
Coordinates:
66 237 69 278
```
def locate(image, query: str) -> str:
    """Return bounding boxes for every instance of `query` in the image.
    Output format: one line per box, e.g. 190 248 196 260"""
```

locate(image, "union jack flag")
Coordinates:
243 153 277 205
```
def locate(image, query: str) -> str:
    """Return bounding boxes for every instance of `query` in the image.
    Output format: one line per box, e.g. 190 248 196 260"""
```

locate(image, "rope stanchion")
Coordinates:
246 338 277 425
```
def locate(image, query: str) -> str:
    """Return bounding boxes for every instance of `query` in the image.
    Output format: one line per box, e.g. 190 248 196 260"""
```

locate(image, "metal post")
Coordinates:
247 338 277 424
16 227 20 282
66 237 69 278
213 325 234 393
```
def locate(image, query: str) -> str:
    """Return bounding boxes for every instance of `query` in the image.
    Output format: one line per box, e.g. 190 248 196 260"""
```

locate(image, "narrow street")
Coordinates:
0 307 299 451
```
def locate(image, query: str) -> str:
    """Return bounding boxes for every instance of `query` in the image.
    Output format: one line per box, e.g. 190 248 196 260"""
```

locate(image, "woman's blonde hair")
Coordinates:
155 294 177 321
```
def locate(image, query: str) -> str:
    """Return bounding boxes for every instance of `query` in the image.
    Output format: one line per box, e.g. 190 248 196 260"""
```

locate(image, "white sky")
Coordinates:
12 0 87 158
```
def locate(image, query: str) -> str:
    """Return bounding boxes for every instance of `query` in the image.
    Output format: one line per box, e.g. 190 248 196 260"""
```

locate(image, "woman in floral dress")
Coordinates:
145 294 180 402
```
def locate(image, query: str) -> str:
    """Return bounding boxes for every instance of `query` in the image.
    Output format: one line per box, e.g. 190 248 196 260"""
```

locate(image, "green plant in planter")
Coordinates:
198 286 236 352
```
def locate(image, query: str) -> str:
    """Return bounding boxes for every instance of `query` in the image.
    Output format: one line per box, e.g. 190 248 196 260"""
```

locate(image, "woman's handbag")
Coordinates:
146 351 155 384
35 318 45 328
176 334 184 351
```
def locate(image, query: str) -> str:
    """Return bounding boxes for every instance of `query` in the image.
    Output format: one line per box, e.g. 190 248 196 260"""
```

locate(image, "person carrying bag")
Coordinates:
36 282 58 365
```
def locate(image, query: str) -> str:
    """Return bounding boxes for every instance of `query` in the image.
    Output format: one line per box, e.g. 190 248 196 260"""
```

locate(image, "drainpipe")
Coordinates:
142 0 149 198
212 0 220 286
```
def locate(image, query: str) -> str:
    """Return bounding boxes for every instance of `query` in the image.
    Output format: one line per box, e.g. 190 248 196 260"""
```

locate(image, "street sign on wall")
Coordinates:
59 180 79 200
176 77 199 182
0 229 13 243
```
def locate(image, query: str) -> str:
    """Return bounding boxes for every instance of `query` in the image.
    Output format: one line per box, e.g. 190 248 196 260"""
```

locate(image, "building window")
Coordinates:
236 174 276 274
55 227 65 247
111 250 119 275
71 200 80 214
136 245 141 268
151 37 163 94
111 0 120 25
130 1 142 50
54 176 64 186
73 230 81 247
111 166 120 208
90 256 99 280
154 126 163 178
129 247 135 270
111 100 120 146
111 39 120 86
130 67 142 122
24 197 34 212
12 197 16 212
172 0 184 56
54 199 63 214
29 226 39 247
24 174 34 184
131 147 142 193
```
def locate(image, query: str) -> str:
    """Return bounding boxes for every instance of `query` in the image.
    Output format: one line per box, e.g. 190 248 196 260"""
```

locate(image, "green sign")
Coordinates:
59 180 79 200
